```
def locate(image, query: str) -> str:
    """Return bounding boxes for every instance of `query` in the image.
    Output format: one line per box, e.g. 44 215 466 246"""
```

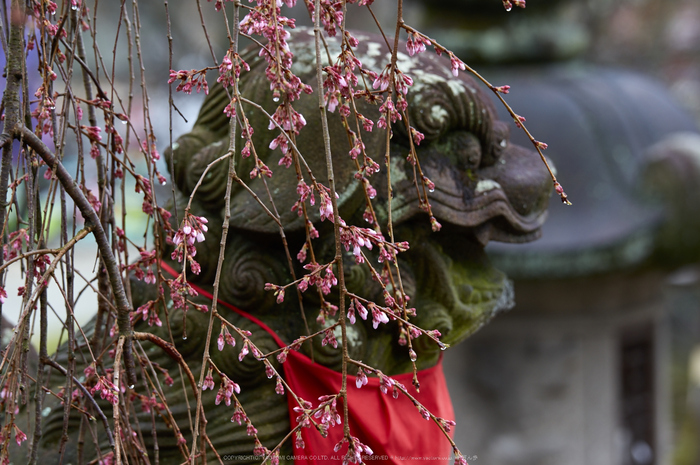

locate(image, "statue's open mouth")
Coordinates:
393 221 514 355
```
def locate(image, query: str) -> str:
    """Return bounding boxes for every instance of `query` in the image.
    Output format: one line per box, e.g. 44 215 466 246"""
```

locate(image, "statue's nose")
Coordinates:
481 142 554 219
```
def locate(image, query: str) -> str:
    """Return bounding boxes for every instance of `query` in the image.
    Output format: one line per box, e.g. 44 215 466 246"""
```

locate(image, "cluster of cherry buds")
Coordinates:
315 394 342 431
266 261 338 300
338 222 401 265
79 184 101 213
275 338 303 364
31 91 55 136
168 274 203 313
321 328 338 348
449 53 467 77
345 298 367 326
209 0 233 12
292 399 314 430
554 181 571 205
368 302 390 329
214 375 241 406
237 337 261 362
355 367 369 388
438 417 457 433
129 249 158 285
170 214 208 274
3 229 30 262
454 450 469 465
379 373 402 398
0 424 27 448
85 366 119 405
218 49 250 89
335 435 373 465
168 69 209 95
217 326 236 351
135 394 165 414
406 31 432 56
133 300 162 327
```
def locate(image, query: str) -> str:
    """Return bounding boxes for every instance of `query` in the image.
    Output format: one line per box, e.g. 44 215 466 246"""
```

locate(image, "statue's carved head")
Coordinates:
163 30 551 375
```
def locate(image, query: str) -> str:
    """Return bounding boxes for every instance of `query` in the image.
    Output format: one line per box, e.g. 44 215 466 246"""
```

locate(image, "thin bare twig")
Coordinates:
13 126 138 387
43 358 116 450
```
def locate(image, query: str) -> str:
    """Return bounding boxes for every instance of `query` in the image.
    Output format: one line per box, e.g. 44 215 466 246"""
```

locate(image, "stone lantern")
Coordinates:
445 70 700 465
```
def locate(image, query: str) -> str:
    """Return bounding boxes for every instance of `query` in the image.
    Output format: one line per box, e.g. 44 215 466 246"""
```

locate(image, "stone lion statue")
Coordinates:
27 30 551 464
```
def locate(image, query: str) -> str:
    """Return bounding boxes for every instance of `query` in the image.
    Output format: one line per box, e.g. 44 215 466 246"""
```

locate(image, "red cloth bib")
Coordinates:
283 350 455 464
160 262 455 464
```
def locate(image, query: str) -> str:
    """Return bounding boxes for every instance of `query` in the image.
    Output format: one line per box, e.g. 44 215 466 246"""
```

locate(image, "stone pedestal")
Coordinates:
445 273 673 465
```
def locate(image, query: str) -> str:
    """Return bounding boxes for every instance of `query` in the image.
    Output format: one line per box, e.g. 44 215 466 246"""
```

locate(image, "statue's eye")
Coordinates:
430 130 482 171
480 121 510 167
